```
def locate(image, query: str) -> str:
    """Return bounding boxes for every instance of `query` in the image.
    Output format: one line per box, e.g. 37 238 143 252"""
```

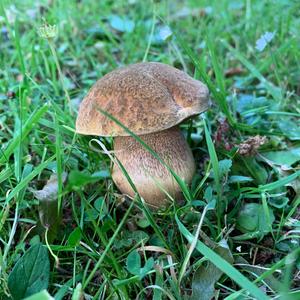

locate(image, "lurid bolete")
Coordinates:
76 62 209 208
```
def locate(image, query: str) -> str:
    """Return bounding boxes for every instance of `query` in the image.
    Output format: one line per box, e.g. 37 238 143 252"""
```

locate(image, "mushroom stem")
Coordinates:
112 126 196 208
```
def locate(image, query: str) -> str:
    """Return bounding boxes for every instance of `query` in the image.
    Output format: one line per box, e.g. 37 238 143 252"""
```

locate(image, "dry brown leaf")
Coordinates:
238 135 267 156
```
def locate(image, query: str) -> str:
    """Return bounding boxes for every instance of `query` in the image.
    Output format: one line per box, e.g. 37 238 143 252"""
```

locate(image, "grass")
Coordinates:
1 0 300 299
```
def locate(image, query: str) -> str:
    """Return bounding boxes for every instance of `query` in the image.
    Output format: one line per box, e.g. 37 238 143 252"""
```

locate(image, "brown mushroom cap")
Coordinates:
76 62 209 136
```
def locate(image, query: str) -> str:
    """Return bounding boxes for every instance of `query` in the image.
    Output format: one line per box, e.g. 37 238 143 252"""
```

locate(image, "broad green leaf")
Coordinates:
93 197 108 220
263 148 300 166
242 157 268 185
207 199 216 210
114 230 149 249
126 250 155 279
236 203 275 236
210 159 232 179
204 186 213 202
84 208 99 221
136 214 151 228
278 119 300 140
8 243 50 300
236 95 276 116
126 250 141 276
94 197 106 212
68 170 110 190
218 159 232 177
140 257 155 277
68 227 82 247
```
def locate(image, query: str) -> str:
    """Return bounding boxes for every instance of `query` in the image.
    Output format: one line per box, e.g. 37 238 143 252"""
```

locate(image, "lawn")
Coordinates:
0 0 300 299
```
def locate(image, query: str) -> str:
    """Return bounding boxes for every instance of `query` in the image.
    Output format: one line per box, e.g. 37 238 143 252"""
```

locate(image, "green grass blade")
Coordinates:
222 41 282 101
92 139 170 250
82 201 134 290
5 155 55 205
96 108 192 202
258 170 300 193
206 34 226 96
173 31 236 126
54 112 63 213
0 104 49 164
175 214 270 300
225 248 300 299
203 119 222 230
0 167 13 185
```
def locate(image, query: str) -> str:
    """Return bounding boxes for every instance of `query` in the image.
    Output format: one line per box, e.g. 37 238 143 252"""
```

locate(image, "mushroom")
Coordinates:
76 62 209 208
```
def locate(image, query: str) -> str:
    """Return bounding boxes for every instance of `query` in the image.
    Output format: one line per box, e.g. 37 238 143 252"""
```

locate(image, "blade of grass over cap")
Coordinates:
96 107 192 203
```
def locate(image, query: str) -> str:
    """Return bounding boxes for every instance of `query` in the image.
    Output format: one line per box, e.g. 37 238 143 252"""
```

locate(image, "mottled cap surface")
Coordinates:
76 62 209 136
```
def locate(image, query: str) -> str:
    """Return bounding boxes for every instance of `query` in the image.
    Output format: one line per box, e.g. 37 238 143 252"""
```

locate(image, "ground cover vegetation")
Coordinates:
0 0 300 299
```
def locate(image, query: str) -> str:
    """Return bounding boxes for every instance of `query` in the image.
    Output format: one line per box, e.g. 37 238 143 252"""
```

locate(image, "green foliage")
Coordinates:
67 227 82 247
263 148 300 166
8 243 50 300
236 203 275 237
175 214 270 300
126 250 155 278
68 170 110 190
114 230 149 249
1 0 300 299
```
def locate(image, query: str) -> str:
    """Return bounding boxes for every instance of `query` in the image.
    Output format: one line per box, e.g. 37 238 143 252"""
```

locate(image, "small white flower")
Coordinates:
38 23 57 39
255 31 275 52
